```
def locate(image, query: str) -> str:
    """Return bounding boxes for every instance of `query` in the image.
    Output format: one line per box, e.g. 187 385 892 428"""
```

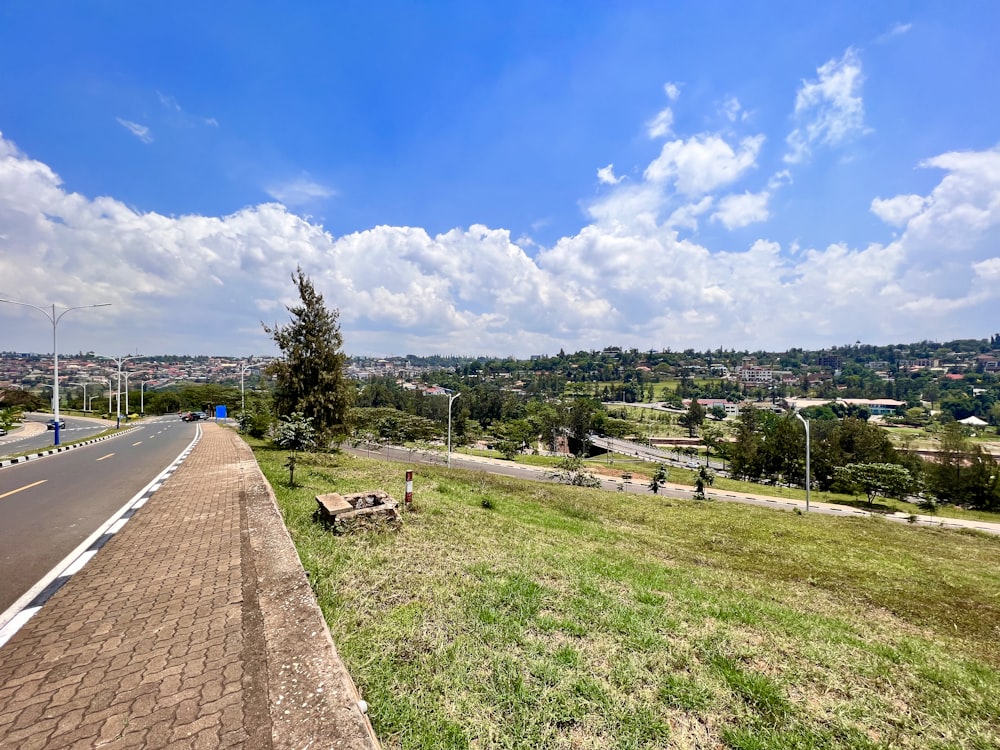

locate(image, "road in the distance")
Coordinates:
0 417 197 613
0 413 109 457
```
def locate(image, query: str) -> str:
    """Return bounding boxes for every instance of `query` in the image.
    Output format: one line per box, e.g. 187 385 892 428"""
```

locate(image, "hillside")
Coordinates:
254 444 1000 750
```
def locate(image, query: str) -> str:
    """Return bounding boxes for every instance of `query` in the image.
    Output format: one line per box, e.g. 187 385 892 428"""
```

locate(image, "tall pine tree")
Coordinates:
263 267 353 447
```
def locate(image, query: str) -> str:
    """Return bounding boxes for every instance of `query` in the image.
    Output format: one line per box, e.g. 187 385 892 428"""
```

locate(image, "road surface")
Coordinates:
0 416 197 614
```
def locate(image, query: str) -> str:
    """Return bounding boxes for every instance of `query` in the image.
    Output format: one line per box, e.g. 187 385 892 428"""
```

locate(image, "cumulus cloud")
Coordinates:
116 118 153 143
871 194 928 226
785 48 866 164
644 134 764 196
663 82 680 101
712 191 770 229
1 128 998 356
597 164 623 185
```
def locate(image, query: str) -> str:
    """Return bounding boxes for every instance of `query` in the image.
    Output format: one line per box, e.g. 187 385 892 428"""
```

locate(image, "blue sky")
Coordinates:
1 2 998 357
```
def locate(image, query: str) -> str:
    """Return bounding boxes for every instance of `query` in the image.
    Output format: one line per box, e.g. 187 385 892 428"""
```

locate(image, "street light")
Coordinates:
240 362 254 412
86 388 103 412
795 411 811 512
447 391 461 468
123 369 150 417
67 381 91 412
140 377 154 416
98 354 142 428
0 298 111 445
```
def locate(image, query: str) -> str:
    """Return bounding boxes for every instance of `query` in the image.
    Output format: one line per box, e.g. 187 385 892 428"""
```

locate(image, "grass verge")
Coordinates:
251 440 1000 750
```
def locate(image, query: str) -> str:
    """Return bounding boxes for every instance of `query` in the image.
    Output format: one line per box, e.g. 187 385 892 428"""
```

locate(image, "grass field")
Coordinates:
252 441 1000 750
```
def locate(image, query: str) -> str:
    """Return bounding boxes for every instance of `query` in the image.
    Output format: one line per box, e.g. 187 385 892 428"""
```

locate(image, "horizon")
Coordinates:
2 3 999 358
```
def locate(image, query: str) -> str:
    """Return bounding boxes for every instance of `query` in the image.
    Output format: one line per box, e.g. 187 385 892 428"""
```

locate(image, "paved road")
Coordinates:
0 413 108 457
0 416 197 614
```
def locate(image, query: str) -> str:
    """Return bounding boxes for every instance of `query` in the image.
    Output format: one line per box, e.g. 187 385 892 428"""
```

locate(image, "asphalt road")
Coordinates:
0 413 109 457
0 416 197 614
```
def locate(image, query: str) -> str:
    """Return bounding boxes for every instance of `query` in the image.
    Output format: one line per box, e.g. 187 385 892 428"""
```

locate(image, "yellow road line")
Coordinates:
132 441 143 446
96 453 115 461
0 480 47 500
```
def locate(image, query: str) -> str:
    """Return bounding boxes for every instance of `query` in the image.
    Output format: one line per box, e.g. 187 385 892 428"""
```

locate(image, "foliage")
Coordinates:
694 465 715 500
0 388 43 411
835 462 914 506
238 392 275 439
923 423 1000 510
350 406 440 445
0 405 23 431
274 412 316 453
648 464 668 494
546 456 602 488
679 397 706 437
263 266 353 447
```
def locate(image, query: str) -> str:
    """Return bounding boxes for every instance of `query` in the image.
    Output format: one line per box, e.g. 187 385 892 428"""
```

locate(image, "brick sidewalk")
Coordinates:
0 422 378 749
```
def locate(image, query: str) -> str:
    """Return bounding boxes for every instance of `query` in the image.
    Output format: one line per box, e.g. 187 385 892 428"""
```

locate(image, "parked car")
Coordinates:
47 418 66 430
0 427 7 436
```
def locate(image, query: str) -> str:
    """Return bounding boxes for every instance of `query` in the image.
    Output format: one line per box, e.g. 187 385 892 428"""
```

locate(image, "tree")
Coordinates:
238 392 275 439
680 398 706 437
694 465 715 501
648 464 669 494
835 463 913 506
263 267 353 447
546 456 602 488
274 412 316 487
0 405 23 432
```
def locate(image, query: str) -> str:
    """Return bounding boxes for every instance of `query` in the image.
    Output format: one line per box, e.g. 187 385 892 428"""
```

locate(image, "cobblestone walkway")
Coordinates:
0 423 377 749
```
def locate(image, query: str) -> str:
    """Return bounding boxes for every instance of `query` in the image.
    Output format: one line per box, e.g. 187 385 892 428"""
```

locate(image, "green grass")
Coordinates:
252 440 1000 750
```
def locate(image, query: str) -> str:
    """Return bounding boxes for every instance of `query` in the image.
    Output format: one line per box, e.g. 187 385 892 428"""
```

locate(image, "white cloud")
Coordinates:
157 92 182 111
265 178 337 206
871 194 928 226
597 164 623 185
1 131 998 357
785 48 866 164
116 118 153 144
721 96 747 123
644 134 764 196
876 22 912 43
712 191 770 229
767 170 792 190
663 82 680 101
667 197 714 232
646 107 674 139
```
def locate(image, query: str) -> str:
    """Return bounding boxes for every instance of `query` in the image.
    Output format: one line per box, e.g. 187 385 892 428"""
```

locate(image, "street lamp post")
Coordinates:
67 382 90 412
795 411 811 512
86 389 103 412
447 391 461 468
0 298 111 445
123 370 147 417
140 378 154 416
98 355 142 428
240 363 253 412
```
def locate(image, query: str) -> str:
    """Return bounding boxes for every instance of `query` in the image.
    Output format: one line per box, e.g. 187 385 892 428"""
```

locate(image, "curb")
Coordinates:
0 425 142 469
236 433 382 749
